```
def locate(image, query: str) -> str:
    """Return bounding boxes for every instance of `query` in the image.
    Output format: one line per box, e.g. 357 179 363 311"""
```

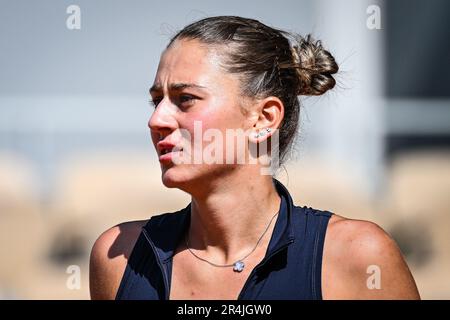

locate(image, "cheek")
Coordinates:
181 95 247 145
199 101 244 131
183 106 219 134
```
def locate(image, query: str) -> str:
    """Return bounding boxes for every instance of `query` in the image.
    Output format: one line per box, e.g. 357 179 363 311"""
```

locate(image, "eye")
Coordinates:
178 94 197 106
149 97 162 108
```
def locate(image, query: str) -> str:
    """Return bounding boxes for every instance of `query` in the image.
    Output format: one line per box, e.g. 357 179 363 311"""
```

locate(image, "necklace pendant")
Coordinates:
233 261 245 272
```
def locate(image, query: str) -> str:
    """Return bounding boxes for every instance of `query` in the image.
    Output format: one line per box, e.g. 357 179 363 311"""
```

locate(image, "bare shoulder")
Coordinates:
89 220 147 300
322 214 420 299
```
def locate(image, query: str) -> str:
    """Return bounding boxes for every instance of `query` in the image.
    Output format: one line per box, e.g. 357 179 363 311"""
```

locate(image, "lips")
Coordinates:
157 141 183 162
160 147 174 155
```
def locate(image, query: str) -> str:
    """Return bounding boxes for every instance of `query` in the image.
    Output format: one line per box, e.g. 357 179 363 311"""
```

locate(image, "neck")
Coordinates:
186 168 281 264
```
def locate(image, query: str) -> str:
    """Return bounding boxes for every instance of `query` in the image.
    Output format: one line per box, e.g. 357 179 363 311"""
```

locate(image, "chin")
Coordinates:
160 165 192 190
160 164 216 194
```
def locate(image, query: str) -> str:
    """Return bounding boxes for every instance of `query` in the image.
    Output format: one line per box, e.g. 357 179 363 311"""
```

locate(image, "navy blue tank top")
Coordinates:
116 179 332 300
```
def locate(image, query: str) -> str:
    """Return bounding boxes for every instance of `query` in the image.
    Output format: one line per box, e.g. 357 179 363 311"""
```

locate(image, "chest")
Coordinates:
168 249 263 300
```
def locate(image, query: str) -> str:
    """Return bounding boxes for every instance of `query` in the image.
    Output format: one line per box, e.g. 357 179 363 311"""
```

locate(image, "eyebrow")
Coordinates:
149 83 207 94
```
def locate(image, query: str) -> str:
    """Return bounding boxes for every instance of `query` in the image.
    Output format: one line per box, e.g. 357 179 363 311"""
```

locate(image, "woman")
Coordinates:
89 16 420 300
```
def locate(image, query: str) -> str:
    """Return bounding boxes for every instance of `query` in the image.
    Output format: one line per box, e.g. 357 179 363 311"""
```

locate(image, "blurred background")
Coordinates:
0 0 449 299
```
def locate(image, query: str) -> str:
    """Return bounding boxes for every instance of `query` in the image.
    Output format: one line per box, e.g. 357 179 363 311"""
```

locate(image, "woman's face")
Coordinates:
148 39 256 190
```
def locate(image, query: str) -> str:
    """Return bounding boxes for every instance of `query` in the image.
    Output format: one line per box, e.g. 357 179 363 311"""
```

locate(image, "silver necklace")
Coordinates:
185 210 279 272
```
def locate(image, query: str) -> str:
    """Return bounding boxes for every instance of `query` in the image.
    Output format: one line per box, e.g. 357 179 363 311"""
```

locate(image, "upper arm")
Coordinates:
322 216 420 300
89 220 146 300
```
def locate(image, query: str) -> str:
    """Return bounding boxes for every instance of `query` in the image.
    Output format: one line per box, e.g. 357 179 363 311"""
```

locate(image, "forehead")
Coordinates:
155 39 222 85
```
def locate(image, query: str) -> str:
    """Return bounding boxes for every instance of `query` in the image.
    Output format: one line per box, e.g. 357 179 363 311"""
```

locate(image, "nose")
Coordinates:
148 98 178 138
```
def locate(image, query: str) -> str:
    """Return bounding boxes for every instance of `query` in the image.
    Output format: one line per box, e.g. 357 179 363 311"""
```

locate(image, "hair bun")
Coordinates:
291 34 339 96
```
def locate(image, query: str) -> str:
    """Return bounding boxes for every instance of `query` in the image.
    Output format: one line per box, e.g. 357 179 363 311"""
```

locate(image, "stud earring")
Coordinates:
254 128 271 139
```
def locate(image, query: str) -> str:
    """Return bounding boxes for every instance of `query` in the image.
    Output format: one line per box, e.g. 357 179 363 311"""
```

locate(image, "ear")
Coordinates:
248 96 284 144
